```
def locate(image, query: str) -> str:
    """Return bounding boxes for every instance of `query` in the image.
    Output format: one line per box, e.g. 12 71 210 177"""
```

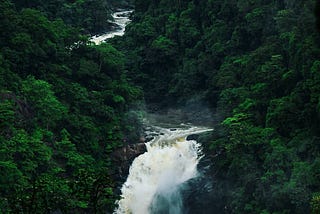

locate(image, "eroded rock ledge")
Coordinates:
111 143 147 181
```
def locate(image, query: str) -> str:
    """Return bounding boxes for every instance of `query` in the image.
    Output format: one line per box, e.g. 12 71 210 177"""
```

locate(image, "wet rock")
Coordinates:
145 136 154 142
111 143 147 181
186 134 199 141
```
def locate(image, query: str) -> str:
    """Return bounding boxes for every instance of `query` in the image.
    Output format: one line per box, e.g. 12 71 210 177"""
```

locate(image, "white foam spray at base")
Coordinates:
114 126 212 214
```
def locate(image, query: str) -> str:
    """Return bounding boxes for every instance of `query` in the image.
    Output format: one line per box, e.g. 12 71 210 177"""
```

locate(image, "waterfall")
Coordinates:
88 6 215 213
114 126 213 214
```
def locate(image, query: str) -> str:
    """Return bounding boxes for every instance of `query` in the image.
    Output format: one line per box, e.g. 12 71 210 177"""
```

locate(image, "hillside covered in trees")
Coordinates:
112 0 320 213
0 0 140 212
1 0 320 213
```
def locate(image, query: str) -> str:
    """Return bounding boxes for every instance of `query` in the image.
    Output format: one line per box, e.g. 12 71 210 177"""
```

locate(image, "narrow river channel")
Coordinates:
90 10 133 44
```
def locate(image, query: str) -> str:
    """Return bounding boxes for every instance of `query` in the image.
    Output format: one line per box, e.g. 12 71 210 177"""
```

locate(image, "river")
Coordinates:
90 10 214 213
90 10 133 44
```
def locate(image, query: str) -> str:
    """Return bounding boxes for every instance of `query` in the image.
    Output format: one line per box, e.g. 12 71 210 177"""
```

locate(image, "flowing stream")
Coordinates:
90 10 133 44
114 124 213 214
91 9 214 213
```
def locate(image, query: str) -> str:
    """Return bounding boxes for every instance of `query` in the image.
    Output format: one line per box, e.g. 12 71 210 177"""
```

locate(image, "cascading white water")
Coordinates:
114 126 213 214
91 10 133 44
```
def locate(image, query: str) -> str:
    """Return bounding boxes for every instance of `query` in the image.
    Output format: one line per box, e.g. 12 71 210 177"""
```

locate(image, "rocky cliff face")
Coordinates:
111 143 147 181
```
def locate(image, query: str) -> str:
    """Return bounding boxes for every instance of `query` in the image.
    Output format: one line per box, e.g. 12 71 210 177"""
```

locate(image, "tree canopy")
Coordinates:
1 0 320 213
112 0 320 213
0 0 141 212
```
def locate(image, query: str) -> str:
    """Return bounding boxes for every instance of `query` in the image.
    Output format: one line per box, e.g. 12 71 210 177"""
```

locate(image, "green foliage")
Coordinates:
21 76 67 128
178 2 201 47
94 43 125 73
115 0 320 213
10 0 123 34
151 35 177 57
0 0 140 212
2 0 320 213
0 99 15 132
311 193 320 214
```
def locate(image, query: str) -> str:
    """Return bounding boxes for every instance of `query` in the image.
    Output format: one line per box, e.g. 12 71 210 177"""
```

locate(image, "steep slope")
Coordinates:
112 0 320 213
0 1 141 212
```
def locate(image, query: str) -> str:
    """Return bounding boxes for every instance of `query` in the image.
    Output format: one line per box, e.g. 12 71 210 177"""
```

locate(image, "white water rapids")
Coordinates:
91 10 133 44
114 125 213 214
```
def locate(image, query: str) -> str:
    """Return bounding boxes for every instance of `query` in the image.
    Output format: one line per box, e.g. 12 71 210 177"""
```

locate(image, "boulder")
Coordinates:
111 143 147 181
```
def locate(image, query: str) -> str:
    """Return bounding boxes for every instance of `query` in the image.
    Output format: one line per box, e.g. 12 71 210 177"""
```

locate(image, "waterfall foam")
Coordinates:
114 126 212 214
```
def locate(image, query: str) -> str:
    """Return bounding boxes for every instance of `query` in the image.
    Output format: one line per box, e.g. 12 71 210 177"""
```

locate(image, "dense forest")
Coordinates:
112 0 320 213
0 0 141 212
1 0 320 213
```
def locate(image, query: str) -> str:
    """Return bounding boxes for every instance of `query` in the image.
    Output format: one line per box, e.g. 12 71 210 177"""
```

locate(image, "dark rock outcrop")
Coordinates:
111 143 147 181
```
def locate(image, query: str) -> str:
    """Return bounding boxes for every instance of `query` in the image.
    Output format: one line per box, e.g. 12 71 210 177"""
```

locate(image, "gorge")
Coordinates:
89 11 216 213
1 0 320 213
